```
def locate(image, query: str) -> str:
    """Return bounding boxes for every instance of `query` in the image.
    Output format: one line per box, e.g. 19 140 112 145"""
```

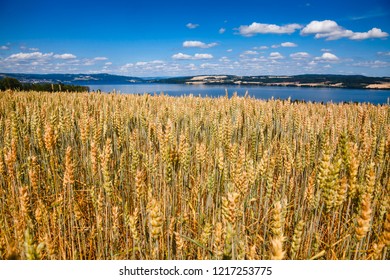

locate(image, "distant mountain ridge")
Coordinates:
0 73 144 85
1 73 390 89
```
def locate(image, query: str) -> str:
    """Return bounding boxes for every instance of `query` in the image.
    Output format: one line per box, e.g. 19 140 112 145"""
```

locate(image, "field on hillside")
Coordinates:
0 90 389 260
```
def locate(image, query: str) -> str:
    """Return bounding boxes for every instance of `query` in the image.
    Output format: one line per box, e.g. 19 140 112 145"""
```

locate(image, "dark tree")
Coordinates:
0 77 22 90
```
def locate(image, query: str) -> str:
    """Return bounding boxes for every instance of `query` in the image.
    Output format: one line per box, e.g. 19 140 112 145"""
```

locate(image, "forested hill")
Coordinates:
152 74 390 89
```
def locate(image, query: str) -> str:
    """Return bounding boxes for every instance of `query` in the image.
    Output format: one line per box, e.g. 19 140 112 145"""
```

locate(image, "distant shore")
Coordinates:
1 73 390 90
159 75 390 90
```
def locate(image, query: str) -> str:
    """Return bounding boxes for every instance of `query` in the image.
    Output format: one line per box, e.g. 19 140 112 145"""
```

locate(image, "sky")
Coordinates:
0 0 389 77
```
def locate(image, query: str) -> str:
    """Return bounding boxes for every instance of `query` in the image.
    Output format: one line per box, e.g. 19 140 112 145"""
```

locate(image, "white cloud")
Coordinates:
150 60 165 64
120 63 134 70
194 53 213 59
94 56 108 61
290 52 310 59
321 48 331 52
54 53 77 59
0 45 9 50
105 62 112 65
315 52 339 61
83 60 95 66
243 50 258 55
200 63 219 69
219 56 230 62
301 20 388 40
172 53 192 60
281 42 297 47
352 60 389 68
269 52 284 59
301 20 339 35
6 52 53 61
183 41 218 48
241 56 267 63
119 60 166 73
237 22 302 36
82 57 109 66
186 63 197 70
271 43 297 48
132 60 165 70
219 28 226 34
1 51 83 72
226 49 233 52
254 46 268 50
349 28 389 40
186 23 199 29
377 51 390 56
29 48 39 51
172 52 213 60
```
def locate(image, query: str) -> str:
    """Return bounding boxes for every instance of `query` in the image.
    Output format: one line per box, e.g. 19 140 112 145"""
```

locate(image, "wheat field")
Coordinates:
0 90 389 260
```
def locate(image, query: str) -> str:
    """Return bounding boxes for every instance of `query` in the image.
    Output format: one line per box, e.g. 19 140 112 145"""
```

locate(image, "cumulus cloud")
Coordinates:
172 52 213 60
6 52 80 63
183 41 218 48
134 60 165 70
6 52 53 61
172 53 192 60
0 50 116 73
120 63 134 71
315 52 339 61
237 22 302 36
194 53 213 59
269 52 284 59
219 28 226 34
0 45 9 50
301 20 388 40
243 50 258 55
301 20 339 35
349 28 389 40
290 52 310 59
281 42 297 47
119 60 166 72
186 23 199 29
53 53 77 59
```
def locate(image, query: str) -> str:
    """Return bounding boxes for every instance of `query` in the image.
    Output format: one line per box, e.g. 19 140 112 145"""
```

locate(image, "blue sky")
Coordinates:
0 0 389 76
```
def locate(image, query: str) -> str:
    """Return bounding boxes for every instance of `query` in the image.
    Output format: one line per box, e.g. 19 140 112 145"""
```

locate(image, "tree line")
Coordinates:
0 77 89 92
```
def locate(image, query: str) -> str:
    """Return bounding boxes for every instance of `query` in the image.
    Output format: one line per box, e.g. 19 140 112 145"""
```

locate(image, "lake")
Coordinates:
86 83 390 105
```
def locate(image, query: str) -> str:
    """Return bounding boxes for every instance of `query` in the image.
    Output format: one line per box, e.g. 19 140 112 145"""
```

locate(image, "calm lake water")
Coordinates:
87 83 390 105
